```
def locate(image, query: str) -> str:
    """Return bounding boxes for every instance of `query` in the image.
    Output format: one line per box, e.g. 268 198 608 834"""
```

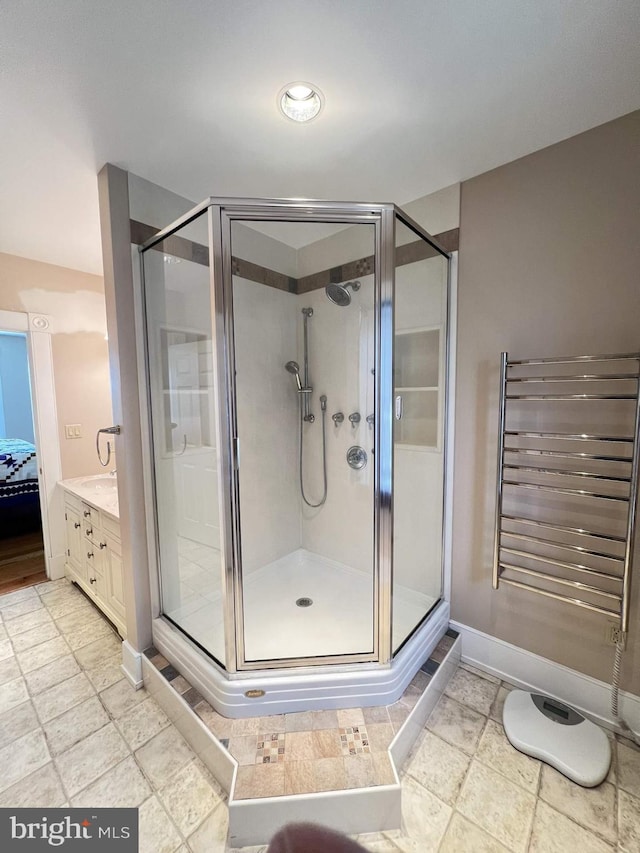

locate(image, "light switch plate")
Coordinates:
65 424 82 439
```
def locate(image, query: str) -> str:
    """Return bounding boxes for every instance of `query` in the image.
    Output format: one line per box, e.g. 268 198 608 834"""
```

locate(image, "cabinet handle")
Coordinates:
74 522 81 529
83 510 91 518
89 577 96 584
87 551 94 559
99 542 107 549
86 527 93 537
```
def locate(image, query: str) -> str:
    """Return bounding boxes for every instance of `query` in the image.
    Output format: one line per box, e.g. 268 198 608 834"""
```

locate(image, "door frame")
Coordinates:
0 309 64 580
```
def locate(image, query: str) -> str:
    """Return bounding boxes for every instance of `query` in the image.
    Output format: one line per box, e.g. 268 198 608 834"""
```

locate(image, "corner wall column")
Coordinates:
98 163 152 687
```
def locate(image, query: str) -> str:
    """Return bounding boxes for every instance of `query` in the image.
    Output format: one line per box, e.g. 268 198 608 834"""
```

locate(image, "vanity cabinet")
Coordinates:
63 492 126 638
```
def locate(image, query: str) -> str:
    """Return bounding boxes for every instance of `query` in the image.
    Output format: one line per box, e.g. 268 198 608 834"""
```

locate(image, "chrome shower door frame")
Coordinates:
140 196 452 676
214 199 393 671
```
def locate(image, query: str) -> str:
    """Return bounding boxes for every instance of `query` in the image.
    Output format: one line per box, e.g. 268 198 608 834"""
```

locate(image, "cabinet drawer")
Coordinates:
64 493 82 515
84 542 104 572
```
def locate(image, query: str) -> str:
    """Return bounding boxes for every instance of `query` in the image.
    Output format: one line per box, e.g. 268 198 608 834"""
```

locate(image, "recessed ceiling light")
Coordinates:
278 82 324 123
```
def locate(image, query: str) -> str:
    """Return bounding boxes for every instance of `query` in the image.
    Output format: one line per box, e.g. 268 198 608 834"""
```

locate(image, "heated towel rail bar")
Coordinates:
493 351 640 631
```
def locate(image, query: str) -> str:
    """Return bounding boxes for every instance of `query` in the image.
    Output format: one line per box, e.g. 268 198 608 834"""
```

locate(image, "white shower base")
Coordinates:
168 545 437 664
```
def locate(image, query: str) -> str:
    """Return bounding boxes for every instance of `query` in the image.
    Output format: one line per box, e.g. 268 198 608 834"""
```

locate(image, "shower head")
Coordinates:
325 280 361 307
285 360 303 391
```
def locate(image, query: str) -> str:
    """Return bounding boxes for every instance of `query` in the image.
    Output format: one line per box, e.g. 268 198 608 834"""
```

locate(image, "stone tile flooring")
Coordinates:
0 578 639 851
144 635 455 799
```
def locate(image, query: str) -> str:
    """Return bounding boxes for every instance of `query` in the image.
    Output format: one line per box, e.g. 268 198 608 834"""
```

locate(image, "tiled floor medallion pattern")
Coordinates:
141 631 458 800
256 733 285 763
340 726 370 756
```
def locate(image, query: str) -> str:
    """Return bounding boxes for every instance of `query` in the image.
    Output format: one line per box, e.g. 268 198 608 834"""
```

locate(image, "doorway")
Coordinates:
0 330 47 592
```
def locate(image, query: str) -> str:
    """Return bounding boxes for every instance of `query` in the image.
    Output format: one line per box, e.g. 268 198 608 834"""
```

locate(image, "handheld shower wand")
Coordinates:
283 362 328 508
285 360 303 392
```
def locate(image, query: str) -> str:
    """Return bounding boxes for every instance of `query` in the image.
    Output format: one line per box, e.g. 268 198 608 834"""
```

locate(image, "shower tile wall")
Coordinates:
233 278 300 574
296 275 375 575
232 222 377 584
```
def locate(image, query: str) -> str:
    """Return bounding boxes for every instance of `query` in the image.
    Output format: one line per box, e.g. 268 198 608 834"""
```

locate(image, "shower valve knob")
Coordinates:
332 412 344 425
366 414 374 429
347 445 367 470
348 412 361 428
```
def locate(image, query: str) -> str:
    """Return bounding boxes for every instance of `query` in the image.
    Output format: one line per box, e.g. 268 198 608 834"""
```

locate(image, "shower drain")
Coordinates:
296 597 313 607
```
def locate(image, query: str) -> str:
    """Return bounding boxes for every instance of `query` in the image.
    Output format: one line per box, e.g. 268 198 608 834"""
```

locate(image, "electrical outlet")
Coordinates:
65 424 82 439
606 623 624 646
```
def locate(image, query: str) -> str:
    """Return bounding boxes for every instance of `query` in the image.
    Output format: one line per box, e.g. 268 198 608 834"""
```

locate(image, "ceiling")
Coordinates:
1 1 639 276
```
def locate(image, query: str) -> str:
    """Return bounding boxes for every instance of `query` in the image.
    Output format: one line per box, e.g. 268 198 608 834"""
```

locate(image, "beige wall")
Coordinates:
0 252 113 478
453 110 640 692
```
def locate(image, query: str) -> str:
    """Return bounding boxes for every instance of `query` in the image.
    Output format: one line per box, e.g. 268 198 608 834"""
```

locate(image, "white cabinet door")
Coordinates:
64 501 84 581
104 531 126 632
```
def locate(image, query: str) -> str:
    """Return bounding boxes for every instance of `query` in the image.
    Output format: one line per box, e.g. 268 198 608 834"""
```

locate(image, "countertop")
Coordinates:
58 474 120 520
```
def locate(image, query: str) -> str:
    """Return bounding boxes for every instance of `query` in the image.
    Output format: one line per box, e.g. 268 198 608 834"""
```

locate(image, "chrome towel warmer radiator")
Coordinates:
493 352 640 632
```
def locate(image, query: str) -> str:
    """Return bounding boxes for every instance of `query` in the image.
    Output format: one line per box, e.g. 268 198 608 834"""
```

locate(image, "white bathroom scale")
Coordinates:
503 690 611 787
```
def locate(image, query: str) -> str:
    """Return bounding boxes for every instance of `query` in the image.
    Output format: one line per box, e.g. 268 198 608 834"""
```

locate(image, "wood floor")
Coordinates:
0 530 47 594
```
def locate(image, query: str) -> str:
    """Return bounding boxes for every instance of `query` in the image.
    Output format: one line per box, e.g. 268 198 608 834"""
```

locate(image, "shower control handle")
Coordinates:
332 412 344 425
366 414 374 429
347 445 367 470
348 412 361 428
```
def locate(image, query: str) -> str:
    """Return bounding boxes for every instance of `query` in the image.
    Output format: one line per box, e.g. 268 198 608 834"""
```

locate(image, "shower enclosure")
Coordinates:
140 198 451 709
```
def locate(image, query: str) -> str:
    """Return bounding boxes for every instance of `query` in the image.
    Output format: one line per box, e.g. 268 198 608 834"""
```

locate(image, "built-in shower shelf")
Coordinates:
395 385 438 392
162 388 210 394
394 325 443 449
141 630 460 847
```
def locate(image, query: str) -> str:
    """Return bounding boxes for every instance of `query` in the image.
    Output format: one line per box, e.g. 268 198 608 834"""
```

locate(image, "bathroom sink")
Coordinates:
80 476 118 493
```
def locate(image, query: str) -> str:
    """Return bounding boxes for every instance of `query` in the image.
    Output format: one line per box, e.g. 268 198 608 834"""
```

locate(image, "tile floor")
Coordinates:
0 578 639 852
144 634 455 799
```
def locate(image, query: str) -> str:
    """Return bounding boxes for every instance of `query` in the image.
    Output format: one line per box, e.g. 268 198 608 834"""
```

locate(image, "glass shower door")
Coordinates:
392 214 449 652
226 214 378 666
142 211 227 666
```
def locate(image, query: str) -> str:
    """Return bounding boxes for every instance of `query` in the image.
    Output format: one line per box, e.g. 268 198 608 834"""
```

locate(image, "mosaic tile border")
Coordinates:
143 628 459 801
131 218 459 294
256 733 285 763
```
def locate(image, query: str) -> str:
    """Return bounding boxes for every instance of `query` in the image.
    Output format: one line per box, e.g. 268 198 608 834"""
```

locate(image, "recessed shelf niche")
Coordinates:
394 327 441 449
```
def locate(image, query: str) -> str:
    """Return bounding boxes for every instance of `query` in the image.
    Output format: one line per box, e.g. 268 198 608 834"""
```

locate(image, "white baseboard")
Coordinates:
47 553 66 581
450 620 640 738
120 640 144 690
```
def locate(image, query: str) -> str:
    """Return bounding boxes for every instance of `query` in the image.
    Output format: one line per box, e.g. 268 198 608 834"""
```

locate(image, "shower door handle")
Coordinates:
233 437 240 470
395 395 403 420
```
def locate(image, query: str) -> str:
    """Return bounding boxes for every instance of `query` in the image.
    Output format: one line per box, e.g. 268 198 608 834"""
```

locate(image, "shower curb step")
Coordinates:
141 629 461 847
